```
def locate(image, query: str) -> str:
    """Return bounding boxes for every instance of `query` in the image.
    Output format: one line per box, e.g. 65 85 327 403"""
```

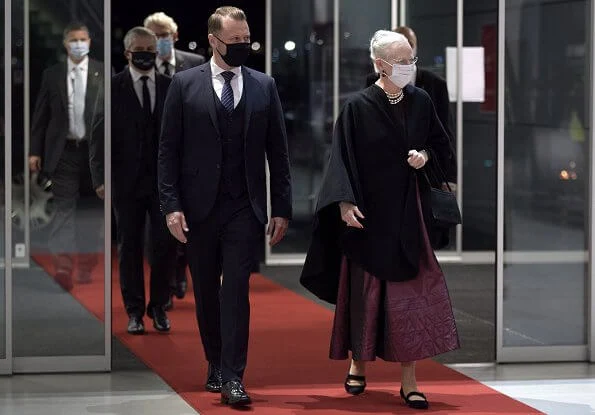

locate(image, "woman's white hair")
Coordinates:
369 30 409 73
143 12 178 33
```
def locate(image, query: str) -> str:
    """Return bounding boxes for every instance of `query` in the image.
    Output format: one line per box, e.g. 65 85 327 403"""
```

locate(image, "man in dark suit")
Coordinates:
30 22 104 291
159 6 292 406
144 12 205 77
144 11 205 305
110 27 176 335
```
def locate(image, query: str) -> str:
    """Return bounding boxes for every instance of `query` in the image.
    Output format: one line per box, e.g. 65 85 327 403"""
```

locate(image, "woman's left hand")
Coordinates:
407 150 428 169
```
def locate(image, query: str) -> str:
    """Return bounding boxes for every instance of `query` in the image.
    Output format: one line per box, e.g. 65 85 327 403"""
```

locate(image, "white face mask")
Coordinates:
382 60 415 88
69 40 90 59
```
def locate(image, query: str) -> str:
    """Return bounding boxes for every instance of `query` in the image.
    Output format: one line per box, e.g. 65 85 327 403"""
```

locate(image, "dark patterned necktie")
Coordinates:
162 61 171 76
221 71 235 114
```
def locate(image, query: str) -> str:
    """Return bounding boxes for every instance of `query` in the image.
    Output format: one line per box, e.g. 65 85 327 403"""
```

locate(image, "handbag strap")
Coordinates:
423 148 453 192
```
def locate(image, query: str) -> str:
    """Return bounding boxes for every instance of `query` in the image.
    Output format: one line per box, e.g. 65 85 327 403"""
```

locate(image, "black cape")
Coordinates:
300 84 453 304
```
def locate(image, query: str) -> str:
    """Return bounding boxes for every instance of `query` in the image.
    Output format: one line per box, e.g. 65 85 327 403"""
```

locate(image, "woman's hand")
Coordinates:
407 150 428 169
339 202 365 229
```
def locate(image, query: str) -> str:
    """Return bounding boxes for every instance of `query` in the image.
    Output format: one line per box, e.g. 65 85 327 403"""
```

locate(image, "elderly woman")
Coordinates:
300 30 460 410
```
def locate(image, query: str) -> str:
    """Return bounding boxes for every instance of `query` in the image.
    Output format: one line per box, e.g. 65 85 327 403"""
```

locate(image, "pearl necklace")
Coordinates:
385 90 404 105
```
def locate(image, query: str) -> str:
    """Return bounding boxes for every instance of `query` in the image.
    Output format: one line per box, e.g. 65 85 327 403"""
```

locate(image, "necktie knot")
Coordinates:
141 75 149 83
221 71 235 83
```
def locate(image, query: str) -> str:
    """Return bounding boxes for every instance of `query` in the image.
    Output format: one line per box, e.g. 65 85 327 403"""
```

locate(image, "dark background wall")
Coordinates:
112 0 265 73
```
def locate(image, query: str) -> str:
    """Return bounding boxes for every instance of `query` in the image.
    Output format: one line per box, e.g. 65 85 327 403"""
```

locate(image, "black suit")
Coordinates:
111 69 177 317
173 49 205 73
31 57 104 277
159 62 292 382
366 68 456 181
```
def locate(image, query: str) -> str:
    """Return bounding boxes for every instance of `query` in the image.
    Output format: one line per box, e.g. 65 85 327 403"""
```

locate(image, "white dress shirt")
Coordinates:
129 66 156 112
157 53 176 76
67 56 88 139
210 58 243 109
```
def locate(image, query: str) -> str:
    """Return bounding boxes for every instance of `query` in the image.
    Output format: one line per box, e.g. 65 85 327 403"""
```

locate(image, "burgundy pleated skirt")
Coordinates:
329 186 460 363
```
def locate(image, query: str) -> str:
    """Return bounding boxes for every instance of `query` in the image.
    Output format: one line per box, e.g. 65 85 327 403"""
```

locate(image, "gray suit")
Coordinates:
30 58 104 278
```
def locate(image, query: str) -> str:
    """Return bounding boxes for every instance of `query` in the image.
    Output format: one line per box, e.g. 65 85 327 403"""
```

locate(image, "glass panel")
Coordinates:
0 0 6 361
270 0 336 254
407 0 458 252
503 0 589 347
13 0 106 357
408 1 497 363
339 0 390 108
462 1 497 251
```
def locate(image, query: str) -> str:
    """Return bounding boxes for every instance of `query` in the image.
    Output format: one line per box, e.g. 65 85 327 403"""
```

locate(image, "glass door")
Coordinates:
0 0 12 375
497 0 591 362
8 0 111 373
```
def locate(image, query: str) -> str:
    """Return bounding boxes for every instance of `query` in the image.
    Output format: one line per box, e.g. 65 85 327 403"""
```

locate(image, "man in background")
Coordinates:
30 22 104 291
110 27 176 334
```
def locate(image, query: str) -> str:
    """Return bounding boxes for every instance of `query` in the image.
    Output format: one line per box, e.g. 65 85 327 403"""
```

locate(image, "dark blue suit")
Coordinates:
158 62 291 382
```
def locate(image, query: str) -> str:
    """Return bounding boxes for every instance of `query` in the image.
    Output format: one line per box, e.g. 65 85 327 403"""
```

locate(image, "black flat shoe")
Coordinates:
344 373 366 395
400 387 429 410
205 364 222 393
221 380 251 406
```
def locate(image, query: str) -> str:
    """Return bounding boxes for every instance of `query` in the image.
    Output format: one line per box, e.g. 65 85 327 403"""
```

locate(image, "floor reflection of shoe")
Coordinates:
77 270 92 284
55 269 73 292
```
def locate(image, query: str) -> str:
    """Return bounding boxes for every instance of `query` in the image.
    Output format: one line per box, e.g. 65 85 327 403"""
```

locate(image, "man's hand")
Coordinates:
29 156 42 172
267 217 289 246
95 184 105 200
339 202 365 229
166 211 189 243
407 149 428 169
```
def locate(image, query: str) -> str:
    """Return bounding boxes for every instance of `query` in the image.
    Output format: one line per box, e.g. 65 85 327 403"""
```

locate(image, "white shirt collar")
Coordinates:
129 65 156 83
157 51 176 69
67 56 89 72
210 58 241 78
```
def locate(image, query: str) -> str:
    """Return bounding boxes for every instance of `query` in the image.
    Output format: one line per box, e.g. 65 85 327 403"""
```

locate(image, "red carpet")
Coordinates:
34 253 542 414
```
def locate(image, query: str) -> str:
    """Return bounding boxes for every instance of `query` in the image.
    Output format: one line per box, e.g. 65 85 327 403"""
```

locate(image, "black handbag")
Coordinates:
423 157 462 228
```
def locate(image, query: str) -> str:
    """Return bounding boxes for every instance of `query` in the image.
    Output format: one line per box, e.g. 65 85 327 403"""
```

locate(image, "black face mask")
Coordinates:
214 35 250 67
130 51 156 71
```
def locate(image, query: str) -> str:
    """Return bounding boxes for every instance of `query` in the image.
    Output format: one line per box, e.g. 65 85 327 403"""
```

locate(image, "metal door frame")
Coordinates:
0 0 14 375
3 0 112 374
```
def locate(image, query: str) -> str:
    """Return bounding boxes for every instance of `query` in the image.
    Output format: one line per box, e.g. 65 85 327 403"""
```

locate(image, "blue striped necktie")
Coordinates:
221 71 235 114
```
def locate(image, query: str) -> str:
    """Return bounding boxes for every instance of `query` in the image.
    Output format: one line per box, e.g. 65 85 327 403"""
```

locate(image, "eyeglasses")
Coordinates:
154 32 173 39
384 56 418 66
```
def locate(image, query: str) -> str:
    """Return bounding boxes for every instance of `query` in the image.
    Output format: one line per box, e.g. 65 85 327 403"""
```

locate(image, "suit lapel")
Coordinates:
175 50 185 72
203 64 221 137
85 60 101 130
241 67 254 143
58 62 68 111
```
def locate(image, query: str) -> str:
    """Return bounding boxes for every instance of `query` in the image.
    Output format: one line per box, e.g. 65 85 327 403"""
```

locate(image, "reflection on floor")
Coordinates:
0 371 198 415
454 363 595 415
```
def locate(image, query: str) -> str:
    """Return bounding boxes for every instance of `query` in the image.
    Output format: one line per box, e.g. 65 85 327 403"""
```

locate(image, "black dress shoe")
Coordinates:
127 316 145 335
174 280 188 299
221 380 251 406
147 306 170 332
344 373 366 395
205 364 223 393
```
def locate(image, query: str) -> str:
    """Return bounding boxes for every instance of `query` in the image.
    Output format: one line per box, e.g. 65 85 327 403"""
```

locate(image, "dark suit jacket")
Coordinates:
31 58 105 188
366 68 456 182
159 62 292 225
173 49 205 73
111 69 171 201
